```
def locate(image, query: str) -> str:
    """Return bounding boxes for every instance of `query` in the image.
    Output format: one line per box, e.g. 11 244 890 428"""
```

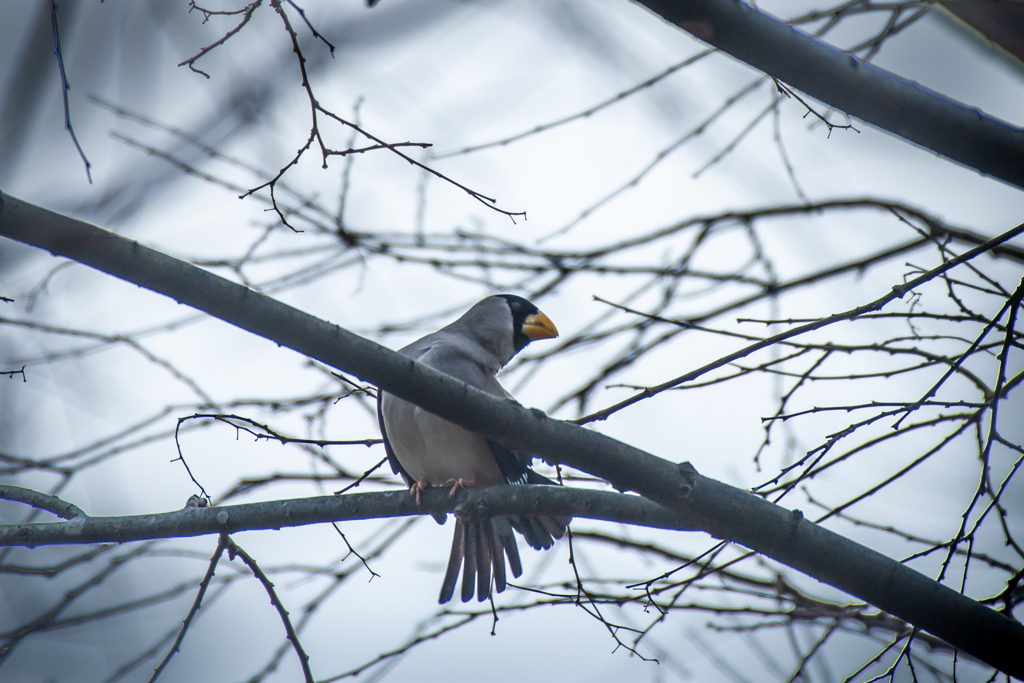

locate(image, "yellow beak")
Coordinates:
522 311 559 341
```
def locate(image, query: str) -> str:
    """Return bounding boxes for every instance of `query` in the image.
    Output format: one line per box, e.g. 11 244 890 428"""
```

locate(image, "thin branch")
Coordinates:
49 0 92 183
225 536 314 683
637 0 1024 188
179 0 263 79
577 221 1024 424
433 48 716 158
2 194 1023 676
0 484 87 520
147 534 228 682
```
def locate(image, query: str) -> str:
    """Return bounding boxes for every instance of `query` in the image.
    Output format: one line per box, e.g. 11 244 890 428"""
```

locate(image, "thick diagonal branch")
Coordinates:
1 192 1021 676
636 0 1024 189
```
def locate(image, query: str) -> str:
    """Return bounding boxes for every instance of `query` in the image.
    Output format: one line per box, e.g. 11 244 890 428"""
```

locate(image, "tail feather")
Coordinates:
461 518 479 603
508 508 569 550
439 516 526 604
509 516 553 549
475 519 492 602
523 469 571 544
439 520 465 604
490 521 507 594
495 516 523 578
541 514 569 540
436 469 572 603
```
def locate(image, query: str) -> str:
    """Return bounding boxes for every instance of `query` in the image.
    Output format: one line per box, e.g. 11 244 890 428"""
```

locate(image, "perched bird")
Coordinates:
377 294 569 603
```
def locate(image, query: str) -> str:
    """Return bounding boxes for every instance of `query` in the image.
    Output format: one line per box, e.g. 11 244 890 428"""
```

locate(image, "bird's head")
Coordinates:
496 294 558 354
448 294 558 367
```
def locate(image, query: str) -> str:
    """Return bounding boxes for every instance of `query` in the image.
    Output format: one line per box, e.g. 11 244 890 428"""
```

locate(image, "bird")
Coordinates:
377 294 569 604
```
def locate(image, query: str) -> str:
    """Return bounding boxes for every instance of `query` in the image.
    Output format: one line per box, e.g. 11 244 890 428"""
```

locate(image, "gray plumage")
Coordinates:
377 294 568 603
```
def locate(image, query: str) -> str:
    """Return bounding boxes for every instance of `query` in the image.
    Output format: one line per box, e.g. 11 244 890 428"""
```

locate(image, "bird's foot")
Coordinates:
444 476 476 498
409 479 431 506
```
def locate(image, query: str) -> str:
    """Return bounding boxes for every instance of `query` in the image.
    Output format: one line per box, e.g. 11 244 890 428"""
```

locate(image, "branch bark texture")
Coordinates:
0 487 696 547
636 0 1024 189
1 192 1021 676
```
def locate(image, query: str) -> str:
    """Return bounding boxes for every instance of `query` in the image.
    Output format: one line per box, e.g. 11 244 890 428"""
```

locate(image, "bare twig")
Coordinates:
147 533 228 682
225 536 315 683
0 484 87 520
48 0 92 183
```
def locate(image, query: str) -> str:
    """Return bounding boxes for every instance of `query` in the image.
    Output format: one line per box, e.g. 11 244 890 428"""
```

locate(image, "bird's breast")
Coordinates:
381 394 505 487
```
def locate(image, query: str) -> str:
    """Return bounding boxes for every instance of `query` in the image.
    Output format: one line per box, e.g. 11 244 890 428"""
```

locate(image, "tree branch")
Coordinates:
0 486 695 548
1 192 1022 676
0 484 87 520
636 0 1024 189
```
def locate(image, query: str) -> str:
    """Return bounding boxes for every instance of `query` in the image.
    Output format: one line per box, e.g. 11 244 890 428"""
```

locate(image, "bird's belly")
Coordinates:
383 398 505 486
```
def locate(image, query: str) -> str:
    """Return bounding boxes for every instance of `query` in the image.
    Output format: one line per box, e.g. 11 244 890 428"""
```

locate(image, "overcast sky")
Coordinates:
1 2 1022 681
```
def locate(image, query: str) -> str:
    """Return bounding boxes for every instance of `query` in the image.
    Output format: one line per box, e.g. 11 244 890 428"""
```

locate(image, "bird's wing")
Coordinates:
377 333 452 522
376 331 448 484
376 397 411 484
